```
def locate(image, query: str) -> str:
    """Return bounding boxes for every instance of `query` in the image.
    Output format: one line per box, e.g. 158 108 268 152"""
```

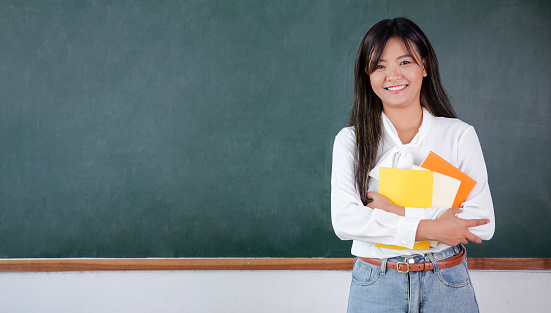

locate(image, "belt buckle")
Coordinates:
396 262 410 273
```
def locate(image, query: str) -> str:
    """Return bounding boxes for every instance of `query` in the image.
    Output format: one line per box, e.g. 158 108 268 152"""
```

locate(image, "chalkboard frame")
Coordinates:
0 258 549 272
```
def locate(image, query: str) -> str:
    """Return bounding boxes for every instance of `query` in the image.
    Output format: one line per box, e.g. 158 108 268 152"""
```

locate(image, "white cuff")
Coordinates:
394 217 421 249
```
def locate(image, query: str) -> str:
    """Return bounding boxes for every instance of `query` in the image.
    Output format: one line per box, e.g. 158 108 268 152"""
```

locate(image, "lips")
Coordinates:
385 84 407 91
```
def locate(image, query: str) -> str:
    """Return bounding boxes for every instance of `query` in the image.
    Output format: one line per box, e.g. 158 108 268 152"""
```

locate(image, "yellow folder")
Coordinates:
375 167 433 250
374 153 469 250
378 167 433 208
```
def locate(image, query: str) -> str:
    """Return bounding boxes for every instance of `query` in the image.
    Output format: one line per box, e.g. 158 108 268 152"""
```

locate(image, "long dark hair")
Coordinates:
349 17 457 205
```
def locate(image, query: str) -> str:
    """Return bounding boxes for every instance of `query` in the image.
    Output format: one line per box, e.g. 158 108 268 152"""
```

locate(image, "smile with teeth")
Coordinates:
386 85 407 91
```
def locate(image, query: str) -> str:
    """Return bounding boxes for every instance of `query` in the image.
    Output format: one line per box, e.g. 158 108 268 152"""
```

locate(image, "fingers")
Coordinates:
366 192 378 208
464 218 490 228
466 219 489 244
437 209 489 245
366 195 374 207
449 206 462 215
461 218 489 244
466 231 483 244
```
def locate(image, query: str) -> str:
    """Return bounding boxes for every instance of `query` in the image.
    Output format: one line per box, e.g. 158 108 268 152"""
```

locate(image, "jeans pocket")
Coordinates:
351 258 381 286
436 260 472 288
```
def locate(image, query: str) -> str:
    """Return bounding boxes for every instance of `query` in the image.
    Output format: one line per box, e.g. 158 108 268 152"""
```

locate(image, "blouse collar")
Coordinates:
368 107 433 180
381 107 432 148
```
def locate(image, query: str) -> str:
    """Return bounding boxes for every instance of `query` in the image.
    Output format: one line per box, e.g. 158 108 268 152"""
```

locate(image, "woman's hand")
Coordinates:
416 206 490 246
367 194 490 246
366 192 405 216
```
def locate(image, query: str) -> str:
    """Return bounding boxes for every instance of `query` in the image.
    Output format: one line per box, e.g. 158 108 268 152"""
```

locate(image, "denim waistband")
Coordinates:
385 244 463 264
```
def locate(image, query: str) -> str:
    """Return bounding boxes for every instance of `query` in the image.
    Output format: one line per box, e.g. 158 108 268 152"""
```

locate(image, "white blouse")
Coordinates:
331 108 495 259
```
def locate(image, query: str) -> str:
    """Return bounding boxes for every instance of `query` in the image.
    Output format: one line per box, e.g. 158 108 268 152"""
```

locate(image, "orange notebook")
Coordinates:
420 152 477 207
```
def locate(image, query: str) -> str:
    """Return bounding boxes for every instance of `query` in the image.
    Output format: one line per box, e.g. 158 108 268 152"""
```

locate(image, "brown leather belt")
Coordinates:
357 246 466 273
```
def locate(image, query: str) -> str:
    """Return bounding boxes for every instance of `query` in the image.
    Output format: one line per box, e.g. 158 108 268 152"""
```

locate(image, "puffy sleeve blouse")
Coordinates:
331 108 495 258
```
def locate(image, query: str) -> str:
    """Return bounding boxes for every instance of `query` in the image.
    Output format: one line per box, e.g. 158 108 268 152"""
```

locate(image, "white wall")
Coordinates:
0 270 549 313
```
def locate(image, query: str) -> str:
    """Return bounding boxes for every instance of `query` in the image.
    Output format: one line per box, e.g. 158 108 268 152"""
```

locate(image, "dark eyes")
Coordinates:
375 61 413 70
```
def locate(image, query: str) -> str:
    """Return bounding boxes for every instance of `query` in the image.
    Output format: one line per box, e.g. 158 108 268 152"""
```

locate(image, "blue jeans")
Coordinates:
347 245 478 313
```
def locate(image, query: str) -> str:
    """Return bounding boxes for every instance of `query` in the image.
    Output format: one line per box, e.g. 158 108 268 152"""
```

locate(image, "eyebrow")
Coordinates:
378 54 415 62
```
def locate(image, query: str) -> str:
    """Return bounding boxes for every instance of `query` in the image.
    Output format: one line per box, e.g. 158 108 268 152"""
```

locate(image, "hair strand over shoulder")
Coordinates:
348 17 457 205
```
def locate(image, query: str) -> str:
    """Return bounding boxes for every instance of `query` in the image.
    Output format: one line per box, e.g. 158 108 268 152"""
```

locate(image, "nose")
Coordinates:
386 65 402 81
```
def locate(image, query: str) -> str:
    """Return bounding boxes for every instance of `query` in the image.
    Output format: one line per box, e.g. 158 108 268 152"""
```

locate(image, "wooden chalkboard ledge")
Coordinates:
0 258 549 272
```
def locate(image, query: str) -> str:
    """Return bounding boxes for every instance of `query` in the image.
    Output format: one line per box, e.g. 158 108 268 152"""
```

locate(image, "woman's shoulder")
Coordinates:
336 126 355 137
334 126 356 147
430 115 474 134
335 126 355 139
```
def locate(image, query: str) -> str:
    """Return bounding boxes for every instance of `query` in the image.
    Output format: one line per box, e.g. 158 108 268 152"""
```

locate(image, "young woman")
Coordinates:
331 18 495 312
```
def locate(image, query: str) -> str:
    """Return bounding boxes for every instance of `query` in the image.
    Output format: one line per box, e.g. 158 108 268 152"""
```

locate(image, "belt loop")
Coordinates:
426 253 440 273
459 243 466 257
379 258 388 275
453 244 461 255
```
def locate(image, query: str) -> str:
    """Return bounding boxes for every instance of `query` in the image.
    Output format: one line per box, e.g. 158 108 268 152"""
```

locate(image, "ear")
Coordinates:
364 66 369 75
422 58 428 77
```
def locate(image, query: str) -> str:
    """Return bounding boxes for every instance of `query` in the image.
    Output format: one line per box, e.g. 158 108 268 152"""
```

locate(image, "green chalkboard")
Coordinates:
0 0 549 258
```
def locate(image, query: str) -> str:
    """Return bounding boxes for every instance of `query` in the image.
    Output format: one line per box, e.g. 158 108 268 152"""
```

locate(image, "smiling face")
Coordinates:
368 37 427 111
